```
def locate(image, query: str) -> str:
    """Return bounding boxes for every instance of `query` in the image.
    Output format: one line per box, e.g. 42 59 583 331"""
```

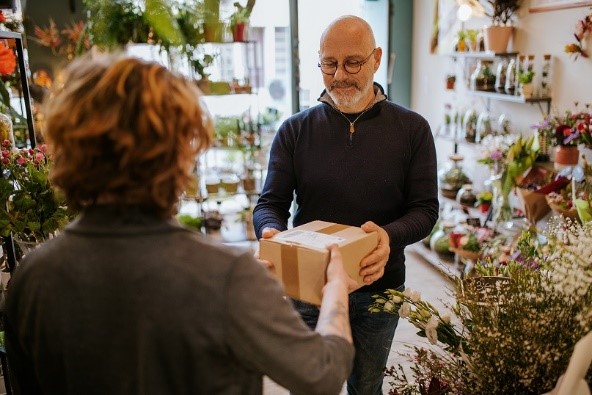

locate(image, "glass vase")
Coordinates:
489 162 517 235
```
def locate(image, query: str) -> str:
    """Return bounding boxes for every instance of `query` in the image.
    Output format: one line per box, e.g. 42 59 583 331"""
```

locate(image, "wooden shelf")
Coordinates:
448 51 518 59
468 90 551 104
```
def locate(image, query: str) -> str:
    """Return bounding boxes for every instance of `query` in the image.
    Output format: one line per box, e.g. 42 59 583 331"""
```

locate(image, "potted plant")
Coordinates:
465 28 480 51
455 29 468 52
517 69 535 98
476 190 493 213
229 1 256 42
480 0 522 53
446 74 456 90
203 0 224 42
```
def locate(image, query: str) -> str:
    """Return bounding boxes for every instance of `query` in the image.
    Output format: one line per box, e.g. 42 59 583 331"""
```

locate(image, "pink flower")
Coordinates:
15 156 26 166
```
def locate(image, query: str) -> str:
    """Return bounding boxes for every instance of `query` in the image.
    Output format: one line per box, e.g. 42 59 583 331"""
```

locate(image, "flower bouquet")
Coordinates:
371 221 592 394
546 189 579 222
0 140 74 244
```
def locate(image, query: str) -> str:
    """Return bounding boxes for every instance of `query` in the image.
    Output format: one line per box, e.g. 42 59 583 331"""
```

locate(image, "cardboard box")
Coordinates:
259 220 378 305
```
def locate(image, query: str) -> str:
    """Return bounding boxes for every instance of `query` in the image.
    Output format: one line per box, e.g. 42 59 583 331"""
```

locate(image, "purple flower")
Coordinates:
490 150 503 161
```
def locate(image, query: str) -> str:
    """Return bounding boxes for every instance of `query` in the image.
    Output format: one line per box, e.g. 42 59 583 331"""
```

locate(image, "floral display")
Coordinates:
32 19 91 61
0 140 74 243
371 218 592 394
531 103 592 147
565 8 592 59
477 134 537 199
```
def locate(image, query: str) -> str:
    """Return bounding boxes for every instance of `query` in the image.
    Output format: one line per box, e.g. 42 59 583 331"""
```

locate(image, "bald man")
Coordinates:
254 15 439 394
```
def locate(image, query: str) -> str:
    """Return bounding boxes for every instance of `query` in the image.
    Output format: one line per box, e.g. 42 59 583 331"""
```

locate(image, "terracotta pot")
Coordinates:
554 145 579 170
483 25 513 53
203 21 225 42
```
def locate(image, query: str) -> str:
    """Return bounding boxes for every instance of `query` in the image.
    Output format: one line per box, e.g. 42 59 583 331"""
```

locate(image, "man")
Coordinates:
253 15 439 394
4 54 357 395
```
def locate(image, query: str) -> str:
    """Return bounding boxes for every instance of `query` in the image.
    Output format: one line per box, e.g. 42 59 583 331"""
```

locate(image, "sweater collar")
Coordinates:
317 82 387 111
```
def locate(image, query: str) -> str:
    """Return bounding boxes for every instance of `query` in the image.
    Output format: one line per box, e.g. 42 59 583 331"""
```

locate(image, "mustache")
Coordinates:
329 81 360 91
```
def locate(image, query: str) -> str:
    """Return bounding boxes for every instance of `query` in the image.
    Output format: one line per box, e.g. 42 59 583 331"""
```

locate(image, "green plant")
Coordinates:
0 140 75 242
465 28 479 43
371 221 592 394
230 1 256 26
476 190 493 205
518 69 535 84
176 213 203 230
481 0 521 26
82 0 185 50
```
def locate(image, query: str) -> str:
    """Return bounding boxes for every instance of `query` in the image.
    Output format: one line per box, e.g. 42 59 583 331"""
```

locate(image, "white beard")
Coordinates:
328 82 372 110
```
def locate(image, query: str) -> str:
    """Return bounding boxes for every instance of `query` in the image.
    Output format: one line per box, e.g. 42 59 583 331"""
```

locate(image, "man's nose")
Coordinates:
333 64 349 80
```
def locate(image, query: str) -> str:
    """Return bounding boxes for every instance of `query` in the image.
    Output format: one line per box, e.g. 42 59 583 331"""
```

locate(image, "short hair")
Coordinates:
42 54 213 217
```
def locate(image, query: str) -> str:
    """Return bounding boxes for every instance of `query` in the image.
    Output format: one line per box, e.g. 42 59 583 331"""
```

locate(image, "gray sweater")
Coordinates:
4 205 354 394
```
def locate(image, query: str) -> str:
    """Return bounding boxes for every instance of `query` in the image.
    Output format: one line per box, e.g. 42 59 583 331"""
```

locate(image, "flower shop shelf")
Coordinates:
449 51 518 59
468 90 552 114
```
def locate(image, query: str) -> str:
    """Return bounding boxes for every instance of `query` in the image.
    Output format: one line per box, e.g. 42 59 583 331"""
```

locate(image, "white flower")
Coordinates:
426 315 439 331
402 288 413 298
410 290 421 302
399 302 411 318
441 313 451 324
391 295 402 304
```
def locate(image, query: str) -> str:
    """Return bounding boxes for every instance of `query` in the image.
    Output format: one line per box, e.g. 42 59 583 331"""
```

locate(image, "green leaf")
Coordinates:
0 80 10 107
144 0 185 47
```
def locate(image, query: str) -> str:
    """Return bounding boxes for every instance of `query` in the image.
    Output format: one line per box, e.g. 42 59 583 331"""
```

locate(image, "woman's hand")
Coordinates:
254 227 280 270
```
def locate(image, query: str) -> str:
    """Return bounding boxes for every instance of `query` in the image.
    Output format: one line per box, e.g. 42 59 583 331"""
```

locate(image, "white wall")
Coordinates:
411 1 592 190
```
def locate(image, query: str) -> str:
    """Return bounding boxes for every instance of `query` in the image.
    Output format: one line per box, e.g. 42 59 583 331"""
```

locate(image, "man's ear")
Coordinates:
373 47 383 72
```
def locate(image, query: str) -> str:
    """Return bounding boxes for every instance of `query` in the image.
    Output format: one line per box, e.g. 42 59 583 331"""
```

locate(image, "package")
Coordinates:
259 220 378 305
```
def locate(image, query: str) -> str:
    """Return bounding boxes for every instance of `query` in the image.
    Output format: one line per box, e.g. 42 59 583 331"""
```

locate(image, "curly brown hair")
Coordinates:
42 54 213 217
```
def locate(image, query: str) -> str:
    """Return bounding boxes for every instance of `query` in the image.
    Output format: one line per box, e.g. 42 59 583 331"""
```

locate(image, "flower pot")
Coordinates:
203 21 225 42
231 22 247 42
483 25 513 53
554 145 579 170
519 82 533 99
479 202 491 213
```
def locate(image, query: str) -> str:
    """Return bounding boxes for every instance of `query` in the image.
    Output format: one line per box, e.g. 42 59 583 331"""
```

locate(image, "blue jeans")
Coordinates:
291 285 404 395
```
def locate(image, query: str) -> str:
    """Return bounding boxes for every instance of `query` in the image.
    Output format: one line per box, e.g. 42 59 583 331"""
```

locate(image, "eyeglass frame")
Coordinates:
317 48 377 76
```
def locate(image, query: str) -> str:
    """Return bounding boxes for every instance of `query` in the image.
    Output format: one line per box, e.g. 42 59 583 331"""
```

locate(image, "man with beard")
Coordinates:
253 15 439 394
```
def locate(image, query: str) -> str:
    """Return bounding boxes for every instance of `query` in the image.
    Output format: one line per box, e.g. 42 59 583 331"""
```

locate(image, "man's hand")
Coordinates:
359 221 390 285
254 227 280 270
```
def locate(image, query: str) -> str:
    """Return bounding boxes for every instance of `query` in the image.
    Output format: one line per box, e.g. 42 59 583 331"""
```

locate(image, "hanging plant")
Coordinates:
565 8 592 60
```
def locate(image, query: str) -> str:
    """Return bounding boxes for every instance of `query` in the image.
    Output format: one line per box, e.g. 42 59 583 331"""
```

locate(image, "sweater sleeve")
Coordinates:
225 253 354 395
253 121 297 238
383 114 439 248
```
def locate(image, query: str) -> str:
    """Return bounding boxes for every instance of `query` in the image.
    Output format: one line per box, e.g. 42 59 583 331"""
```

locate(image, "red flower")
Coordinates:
0 10 5 23
0 41 16 76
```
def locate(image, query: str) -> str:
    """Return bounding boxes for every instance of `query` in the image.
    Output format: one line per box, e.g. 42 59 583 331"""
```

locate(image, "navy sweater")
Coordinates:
253 86 439 292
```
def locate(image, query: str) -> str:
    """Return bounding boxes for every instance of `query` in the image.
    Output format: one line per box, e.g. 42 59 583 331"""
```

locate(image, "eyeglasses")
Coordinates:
318 49 376 75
